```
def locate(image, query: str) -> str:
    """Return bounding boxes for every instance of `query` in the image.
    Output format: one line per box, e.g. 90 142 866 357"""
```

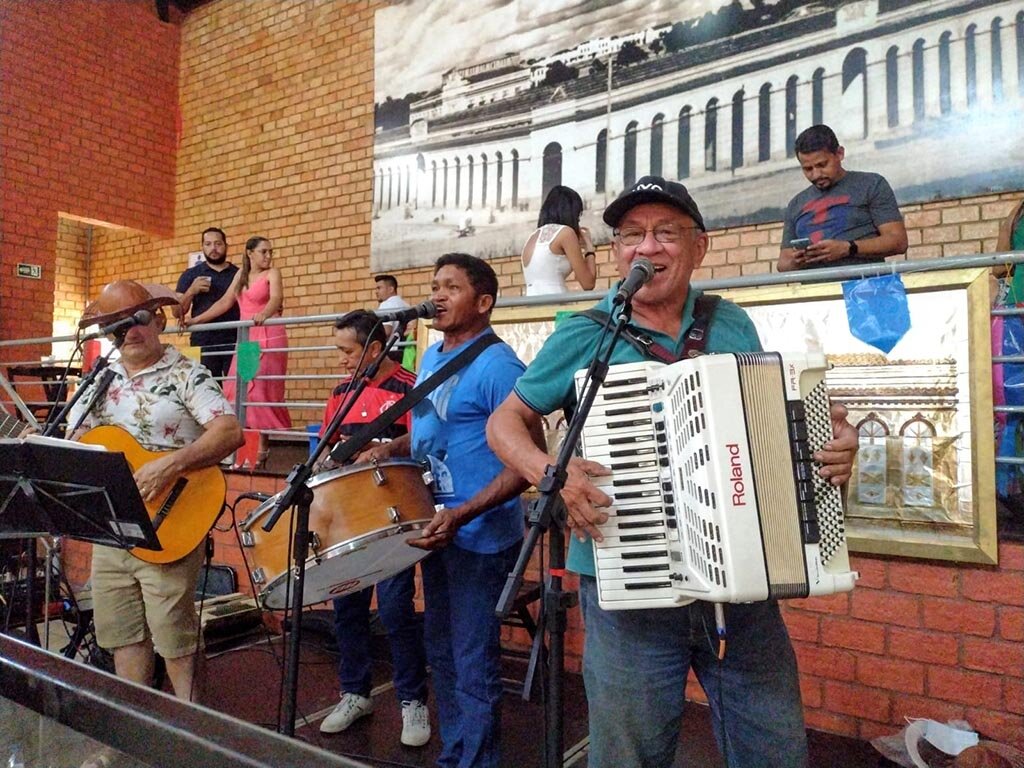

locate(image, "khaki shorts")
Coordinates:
91 543 205 659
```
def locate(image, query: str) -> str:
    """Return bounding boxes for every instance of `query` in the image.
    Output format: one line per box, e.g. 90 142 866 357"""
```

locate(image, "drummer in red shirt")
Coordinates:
317 309 431 747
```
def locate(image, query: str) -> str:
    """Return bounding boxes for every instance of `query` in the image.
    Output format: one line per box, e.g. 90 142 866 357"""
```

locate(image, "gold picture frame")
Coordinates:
724 267 996 565
417 267 997 564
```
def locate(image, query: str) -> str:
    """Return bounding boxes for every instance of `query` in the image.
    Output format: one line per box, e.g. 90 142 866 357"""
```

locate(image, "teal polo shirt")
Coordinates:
513 286 763 576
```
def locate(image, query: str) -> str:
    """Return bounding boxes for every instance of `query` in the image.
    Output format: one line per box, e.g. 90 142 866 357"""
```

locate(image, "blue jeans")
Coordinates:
579 576 807 768
331 567 427 702
421 542 520 768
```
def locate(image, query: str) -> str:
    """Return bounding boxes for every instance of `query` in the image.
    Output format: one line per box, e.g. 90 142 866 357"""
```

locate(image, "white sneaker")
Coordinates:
400 699 431 747
320 693 373 734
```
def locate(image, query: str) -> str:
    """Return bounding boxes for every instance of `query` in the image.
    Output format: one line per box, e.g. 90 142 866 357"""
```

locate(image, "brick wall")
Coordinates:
73 0 1024 423
10 0 1024 750
777 547 1024 745
76 0 382 418
0 0 179 353
53 219 91 349
58 489 1024 747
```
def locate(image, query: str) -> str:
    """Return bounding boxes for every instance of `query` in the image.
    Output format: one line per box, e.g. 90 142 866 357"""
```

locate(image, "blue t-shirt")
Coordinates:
513 286 763 576
782 170 903 268
412 329 527 554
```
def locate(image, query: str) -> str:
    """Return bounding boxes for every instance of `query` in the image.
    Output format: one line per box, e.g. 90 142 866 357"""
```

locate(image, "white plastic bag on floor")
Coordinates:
871 719 978 767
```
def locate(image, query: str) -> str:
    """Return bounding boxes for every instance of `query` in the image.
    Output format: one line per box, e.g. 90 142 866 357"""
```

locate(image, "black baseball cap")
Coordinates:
603 175 706 231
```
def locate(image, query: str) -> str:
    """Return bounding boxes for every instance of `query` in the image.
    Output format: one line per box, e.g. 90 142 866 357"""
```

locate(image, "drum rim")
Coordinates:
240 490 285 528
308 458 428 488
256 519 433 609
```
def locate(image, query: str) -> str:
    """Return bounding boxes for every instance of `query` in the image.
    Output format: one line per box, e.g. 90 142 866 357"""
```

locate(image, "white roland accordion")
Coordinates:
575 352 858 610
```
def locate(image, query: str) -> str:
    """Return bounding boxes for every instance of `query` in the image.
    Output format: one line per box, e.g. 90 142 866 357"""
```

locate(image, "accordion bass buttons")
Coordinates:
787 400 821 544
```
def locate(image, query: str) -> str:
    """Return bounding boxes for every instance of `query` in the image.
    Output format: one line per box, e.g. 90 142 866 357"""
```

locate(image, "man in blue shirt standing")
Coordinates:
777 124 908 271
364 253 544 768
488 176 858 768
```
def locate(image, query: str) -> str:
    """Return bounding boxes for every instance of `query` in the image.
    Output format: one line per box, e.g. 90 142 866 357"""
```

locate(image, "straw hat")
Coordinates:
80 280 181 329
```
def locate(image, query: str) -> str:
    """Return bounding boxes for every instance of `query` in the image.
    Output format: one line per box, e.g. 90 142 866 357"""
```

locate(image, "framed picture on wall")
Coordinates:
418 267 997 564
728 267 997 565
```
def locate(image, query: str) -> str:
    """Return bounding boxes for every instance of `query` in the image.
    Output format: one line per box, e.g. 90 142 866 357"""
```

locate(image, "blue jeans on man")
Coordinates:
579 576 808 768
332 568 427 703
421 541 520 768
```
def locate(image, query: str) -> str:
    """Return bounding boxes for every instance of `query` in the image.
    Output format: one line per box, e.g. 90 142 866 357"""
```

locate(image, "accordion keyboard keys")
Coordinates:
580 363 690 608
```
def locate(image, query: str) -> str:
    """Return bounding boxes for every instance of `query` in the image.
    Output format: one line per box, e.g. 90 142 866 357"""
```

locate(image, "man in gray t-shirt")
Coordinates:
778 125 908 271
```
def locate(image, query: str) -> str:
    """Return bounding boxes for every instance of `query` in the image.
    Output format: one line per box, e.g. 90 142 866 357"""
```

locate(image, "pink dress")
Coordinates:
222 274 292 430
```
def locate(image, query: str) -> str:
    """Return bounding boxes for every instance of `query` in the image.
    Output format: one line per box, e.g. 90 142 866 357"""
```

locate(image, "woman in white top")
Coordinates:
521 185 597 296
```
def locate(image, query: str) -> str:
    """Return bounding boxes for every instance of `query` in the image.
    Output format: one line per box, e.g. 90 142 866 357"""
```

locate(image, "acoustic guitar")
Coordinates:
78 425 227 564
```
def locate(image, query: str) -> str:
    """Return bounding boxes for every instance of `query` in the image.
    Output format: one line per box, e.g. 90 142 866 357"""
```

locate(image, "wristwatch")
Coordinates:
847 240 859 257
584 250 596 258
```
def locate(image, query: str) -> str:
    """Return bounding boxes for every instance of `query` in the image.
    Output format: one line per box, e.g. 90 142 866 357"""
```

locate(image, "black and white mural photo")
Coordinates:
372 0 1024 270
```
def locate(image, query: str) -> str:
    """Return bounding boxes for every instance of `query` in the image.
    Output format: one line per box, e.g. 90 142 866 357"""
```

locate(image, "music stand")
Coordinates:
0 436 159 550
0 436 160 642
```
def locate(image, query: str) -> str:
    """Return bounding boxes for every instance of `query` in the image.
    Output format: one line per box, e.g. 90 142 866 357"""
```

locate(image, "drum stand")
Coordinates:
261 326 403 737
496 302 634 768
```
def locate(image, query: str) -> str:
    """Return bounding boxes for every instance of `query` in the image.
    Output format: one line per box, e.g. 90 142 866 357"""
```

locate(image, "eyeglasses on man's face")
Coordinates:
613 225 699 246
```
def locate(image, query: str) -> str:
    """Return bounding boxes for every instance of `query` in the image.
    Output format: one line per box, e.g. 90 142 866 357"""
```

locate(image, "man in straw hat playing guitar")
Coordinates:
68 280 243 702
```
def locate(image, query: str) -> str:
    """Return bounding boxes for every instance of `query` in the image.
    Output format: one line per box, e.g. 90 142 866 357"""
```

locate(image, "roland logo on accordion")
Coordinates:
727 443 747 507
575 352 859 611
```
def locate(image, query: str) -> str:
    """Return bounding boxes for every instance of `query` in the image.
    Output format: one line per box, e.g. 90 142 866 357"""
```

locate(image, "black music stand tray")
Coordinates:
0 436 159 551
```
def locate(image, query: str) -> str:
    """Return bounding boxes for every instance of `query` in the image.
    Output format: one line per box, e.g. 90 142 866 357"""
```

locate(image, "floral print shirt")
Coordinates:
68 346 231 450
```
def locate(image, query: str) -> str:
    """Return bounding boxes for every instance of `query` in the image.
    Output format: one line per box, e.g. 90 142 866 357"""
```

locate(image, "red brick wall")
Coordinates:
57 482 1024 748
69 0 1024 428
690 192 1024 282
213 481 1024 746
14 0 1024 750
0 0 179 350
778 547 1024 745
77 0 382 417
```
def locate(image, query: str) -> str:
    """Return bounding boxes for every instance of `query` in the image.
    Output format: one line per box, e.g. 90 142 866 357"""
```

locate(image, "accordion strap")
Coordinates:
577 293 721 364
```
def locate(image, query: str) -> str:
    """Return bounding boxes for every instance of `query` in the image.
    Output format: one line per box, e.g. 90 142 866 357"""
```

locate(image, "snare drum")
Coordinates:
239 460 436 609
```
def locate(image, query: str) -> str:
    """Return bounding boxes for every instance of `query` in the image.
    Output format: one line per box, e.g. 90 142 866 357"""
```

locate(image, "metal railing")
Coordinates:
0 310 404 438
2 252 1023 468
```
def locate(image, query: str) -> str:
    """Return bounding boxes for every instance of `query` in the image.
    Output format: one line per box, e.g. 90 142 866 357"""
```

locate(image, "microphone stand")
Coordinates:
42 346 115 439
496 299 635 768
261 323 404 737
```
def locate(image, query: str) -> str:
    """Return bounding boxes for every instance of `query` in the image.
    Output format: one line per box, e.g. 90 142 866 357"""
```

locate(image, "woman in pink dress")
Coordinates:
186 236 290 466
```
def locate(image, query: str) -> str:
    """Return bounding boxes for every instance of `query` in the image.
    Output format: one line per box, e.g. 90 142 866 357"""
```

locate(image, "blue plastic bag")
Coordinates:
842 273 910 354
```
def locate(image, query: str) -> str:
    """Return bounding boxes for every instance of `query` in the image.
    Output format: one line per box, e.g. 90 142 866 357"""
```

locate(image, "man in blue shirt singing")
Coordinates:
363 253 544 768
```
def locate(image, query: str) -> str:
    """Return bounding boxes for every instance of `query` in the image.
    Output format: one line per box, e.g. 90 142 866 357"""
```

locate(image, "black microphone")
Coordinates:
612 259 655 305
376 300 438 324
82 310 154 342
